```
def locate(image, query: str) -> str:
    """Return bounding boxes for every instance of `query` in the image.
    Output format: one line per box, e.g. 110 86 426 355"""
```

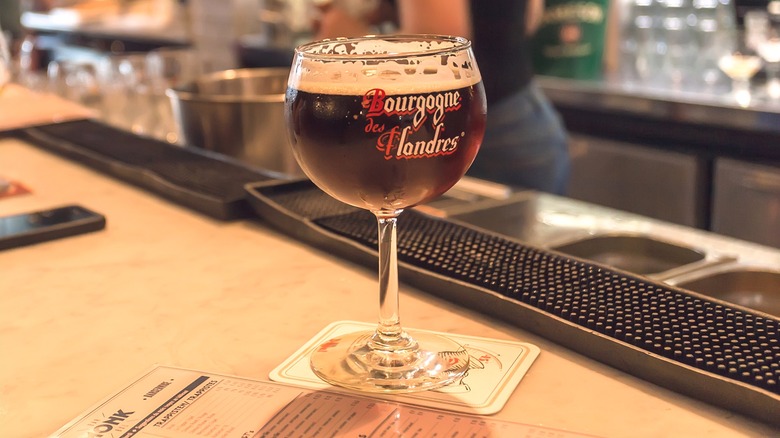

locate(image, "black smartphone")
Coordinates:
0 205 106 251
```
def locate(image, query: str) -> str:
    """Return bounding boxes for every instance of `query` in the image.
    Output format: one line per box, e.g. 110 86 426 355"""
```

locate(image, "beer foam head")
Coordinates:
289 35 482 94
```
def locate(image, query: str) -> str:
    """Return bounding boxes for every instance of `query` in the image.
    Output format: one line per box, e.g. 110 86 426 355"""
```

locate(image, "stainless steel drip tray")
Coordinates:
433 183 780 289
549 233 709 277
666 264 780 318
439 190 725 279
444 196 583 246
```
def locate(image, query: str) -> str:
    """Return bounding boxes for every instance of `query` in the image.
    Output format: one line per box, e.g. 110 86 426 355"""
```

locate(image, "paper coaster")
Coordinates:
270 321 540 415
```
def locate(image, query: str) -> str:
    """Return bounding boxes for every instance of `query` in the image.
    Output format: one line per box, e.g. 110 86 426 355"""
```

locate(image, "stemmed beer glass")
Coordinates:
718 29 762 107
285 35 487 393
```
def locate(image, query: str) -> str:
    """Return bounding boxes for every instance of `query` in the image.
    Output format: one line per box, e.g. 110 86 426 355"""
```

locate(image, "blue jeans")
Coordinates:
467 80 570 195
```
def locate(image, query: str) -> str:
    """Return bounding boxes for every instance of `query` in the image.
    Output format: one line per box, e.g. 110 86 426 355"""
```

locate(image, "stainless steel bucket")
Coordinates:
167 68 302 177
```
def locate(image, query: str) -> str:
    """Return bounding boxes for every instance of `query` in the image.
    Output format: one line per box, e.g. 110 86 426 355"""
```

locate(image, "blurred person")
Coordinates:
314 0 571 195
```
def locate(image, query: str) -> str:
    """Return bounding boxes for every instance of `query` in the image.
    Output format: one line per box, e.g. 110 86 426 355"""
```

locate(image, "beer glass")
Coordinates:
718 30 762 107
146 47 202 143
97 53 150 133
285 35 487 393
47 60 101 110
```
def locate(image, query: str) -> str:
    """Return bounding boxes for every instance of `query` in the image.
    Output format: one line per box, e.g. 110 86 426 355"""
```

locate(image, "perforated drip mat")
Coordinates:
21 120 277 220
245 180 780 427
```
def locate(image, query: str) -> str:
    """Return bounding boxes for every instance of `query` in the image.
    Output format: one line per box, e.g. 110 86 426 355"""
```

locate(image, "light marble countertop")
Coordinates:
1 138 778 437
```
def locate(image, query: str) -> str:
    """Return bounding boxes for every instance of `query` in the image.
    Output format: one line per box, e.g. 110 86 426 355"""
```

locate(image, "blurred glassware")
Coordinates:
628 0 663 84
16 33 49 91
619 0 737 91
47 59 102 110
97 52 150 133
744 9 769 50
658 0 697 88
718 30 762 107
692 0 736 89
145 47 202 143
0 26 10 94
754 5 780 99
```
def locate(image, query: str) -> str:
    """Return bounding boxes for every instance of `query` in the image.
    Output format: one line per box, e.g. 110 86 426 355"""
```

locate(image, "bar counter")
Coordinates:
534 76 780 247
1 137 778 437
539 75 780 136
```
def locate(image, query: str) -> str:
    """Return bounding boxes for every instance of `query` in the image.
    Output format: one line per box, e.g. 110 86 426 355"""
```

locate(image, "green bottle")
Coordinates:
532 0 610 80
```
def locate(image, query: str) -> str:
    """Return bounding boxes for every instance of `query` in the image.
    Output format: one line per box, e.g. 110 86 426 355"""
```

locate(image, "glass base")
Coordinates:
310 329 470 393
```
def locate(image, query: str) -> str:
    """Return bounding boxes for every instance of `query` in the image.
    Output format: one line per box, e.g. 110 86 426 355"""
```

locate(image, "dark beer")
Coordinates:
286 82 487 212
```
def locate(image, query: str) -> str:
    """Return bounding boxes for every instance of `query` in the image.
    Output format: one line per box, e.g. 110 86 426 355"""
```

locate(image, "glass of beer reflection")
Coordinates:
286 35 487 393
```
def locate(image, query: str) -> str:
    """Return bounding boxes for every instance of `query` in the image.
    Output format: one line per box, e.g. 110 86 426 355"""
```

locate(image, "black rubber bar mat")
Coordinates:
245 179 780 427
20 120 280 220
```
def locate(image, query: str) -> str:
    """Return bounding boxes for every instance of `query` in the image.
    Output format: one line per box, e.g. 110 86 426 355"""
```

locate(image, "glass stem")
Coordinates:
732 78 753 107
733 78 750 94
767 62 780 99
372 210 414 351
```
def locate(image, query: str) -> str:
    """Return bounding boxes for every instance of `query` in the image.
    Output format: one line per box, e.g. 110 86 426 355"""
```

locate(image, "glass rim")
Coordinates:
294 34 472 61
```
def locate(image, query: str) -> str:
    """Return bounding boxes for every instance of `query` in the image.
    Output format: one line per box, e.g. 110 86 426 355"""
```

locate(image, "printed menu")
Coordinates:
52 365 597 438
